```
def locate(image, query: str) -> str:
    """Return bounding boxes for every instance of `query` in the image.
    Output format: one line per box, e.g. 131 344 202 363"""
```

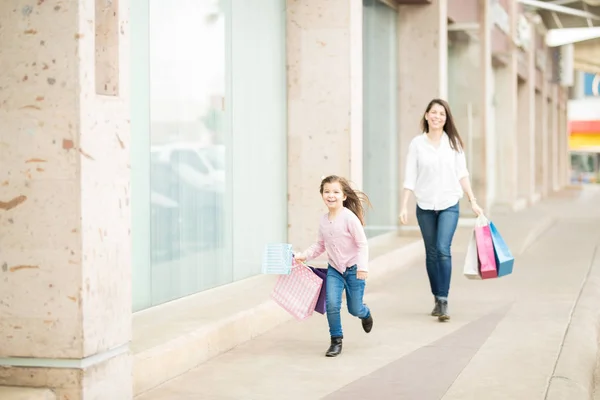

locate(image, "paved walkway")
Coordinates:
137 186 600 400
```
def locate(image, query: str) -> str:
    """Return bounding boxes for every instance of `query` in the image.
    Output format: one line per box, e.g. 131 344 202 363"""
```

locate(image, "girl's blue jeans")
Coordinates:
326 265 370 338
416 202 460 300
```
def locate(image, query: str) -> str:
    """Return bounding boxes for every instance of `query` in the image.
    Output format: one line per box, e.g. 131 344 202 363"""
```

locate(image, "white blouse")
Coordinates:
403 133 470 211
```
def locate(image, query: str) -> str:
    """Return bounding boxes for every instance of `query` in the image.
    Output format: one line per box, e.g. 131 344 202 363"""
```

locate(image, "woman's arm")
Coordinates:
400 140 418 224
456 151 483 215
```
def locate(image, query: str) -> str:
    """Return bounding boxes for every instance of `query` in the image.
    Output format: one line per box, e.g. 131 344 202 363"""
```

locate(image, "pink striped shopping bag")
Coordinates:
271 261 323 321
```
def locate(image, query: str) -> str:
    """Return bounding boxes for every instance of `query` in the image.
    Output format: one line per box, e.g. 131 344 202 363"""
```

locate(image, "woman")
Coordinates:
400 98 483 322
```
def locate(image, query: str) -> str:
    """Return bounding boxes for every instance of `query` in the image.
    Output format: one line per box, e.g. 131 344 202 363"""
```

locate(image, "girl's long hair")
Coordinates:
319 175 371 226
420 98 465 152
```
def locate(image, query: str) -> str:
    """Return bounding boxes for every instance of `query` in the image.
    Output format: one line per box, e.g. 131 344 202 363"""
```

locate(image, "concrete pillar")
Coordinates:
286 0 363 247
535 82 547 200
516 35 536 205
0 0 132 399
397 1 448 225
447 0 493 215
544 86 552 196
550 84 560 191
559 92 570 187
492 0 518 211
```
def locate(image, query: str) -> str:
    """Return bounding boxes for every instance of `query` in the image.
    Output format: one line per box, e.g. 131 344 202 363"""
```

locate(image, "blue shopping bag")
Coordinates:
262 243 293 274
489 222 514 277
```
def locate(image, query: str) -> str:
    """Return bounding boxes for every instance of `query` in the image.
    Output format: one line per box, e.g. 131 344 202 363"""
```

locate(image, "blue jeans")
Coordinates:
416 202 460 300
326 265 370 338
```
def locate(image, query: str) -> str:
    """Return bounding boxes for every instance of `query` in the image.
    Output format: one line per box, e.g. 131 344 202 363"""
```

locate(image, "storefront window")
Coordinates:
132 0 287 311
363 0 399 238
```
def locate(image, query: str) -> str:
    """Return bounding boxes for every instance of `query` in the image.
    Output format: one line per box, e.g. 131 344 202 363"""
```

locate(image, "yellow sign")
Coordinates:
569 133 600 151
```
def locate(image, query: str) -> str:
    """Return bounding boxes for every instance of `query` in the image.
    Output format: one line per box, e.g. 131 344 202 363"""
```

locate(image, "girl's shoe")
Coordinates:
431 299 442 317
438 300 450 322
326 337 343 357
361 314 373 333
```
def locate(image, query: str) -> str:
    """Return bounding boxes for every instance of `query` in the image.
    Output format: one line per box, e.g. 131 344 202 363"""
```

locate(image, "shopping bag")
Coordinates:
463 230 481 280
271 260 323 321
262 243 293 274
309 267 327 314
475 215 497 279
489 222 514 277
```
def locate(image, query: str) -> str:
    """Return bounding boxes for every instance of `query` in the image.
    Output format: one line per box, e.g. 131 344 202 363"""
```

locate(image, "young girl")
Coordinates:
400 99 483 322
294 175 373 357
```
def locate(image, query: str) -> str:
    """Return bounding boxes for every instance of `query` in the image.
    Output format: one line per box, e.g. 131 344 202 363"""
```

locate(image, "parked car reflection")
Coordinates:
150 142 225 264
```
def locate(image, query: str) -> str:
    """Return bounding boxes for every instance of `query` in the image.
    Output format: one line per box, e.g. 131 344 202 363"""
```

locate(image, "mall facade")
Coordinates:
0 0 572 398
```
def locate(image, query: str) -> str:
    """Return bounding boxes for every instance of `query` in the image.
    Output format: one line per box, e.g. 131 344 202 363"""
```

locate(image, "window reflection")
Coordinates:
149 0 229 303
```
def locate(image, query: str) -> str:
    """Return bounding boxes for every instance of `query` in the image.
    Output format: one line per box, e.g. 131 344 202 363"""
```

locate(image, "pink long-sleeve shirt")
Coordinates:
299 207 369 273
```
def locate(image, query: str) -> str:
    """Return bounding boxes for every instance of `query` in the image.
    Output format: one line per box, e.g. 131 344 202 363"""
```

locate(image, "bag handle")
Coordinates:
292 257 312 272
475 214 489 227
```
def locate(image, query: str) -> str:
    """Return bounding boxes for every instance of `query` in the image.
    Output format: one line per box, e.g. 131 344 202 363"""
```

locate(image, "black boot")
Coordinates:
431 298 442 317
325 337 343 357
438 300 450 322
361 313 373 333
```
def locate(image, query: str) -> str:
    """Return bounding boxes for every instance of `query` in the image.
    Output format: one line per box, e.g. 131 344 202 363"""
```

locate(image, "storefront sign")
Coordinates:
552 44 574 87
515 15 532 49
492 0 510 35
584 73 600 97
536 51 546 71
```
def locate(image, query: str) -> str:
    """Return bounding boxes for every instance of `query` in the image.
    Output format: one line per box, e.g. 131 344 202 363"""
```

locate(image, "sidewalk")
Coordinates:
137 186 600 400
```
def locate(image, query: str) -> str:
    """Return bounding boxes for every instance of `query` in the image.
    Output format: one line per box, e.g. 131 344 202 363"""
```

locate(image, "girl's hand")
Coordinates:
399 207 408 225
471 201 484 217
357 271 368 280
294 253 306 262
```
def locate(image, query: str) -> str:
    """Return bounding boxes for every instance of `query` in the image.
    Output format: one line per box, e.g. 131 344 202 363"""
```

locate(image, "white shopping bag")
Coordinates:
463 230 481 280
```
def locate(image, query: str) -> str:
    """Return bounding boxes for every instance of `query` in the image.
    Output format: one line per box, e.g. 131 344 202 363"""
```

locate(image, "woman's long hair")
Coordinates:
420 98 465 152
319 175 371 226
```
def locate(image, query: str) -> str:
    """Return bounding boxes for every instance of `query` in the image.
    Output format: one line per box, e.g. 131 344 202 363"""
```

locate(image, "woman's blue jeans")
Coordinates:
326 265 370 338
416 202 460 300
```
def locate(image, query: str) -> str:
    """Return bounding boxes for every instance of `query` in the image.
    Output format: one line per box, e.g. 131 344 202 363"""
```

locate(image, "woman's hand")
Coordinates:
357 271 368 280
399 207 408 225
471 201 484 217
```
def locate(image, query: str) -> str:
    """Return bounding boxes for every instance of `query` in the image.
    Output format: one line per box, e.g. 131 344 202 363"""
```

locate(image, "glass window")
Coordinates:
363 0 399 238
132 0 287 310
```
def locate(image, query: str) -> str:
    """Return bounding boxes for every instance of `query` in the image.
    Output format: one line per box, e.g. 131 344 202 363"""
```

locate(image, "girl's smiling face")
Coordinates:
321 181 346 211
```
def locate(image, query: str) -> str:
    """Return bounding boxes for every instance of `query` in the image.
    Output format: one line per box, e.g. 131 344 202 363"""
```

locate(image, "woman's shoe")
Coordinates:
438 300 450 322
325 337 343 357
431 299 442 317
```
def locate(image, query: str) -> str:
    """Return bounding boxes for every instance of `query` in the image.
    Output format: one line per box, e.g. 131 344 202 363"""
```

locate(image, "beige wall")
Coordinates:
0 0 132 398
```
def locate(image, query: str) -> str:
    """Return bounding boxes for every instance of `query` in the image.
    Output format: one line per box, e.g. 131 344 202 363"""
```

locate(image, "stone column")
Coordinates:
491 0 518 212
544 84 553 195
397 0 448 226
516 32 537 205
558 91 570 187
0 1 132 399
550 84 560 191
535 73 547 201
287 0 363 247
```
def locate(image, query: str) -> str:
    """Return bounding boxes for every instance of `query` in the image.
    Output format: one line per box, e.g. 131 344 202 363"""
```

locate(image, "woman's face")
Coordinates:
426 103 447 131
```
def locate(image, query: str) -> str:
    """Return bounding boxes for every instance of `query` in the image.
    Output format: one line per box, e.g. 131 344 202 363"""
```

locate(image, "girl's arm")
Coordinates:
348 216 369 272
295 227 325 262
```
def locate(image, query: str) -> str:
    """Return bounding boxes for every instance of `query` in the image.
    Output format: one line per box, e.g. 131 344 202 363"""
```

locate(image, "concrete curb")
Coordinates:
519 216 556 255
133 238 424 396
0 386 56 400
545 246 600 400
